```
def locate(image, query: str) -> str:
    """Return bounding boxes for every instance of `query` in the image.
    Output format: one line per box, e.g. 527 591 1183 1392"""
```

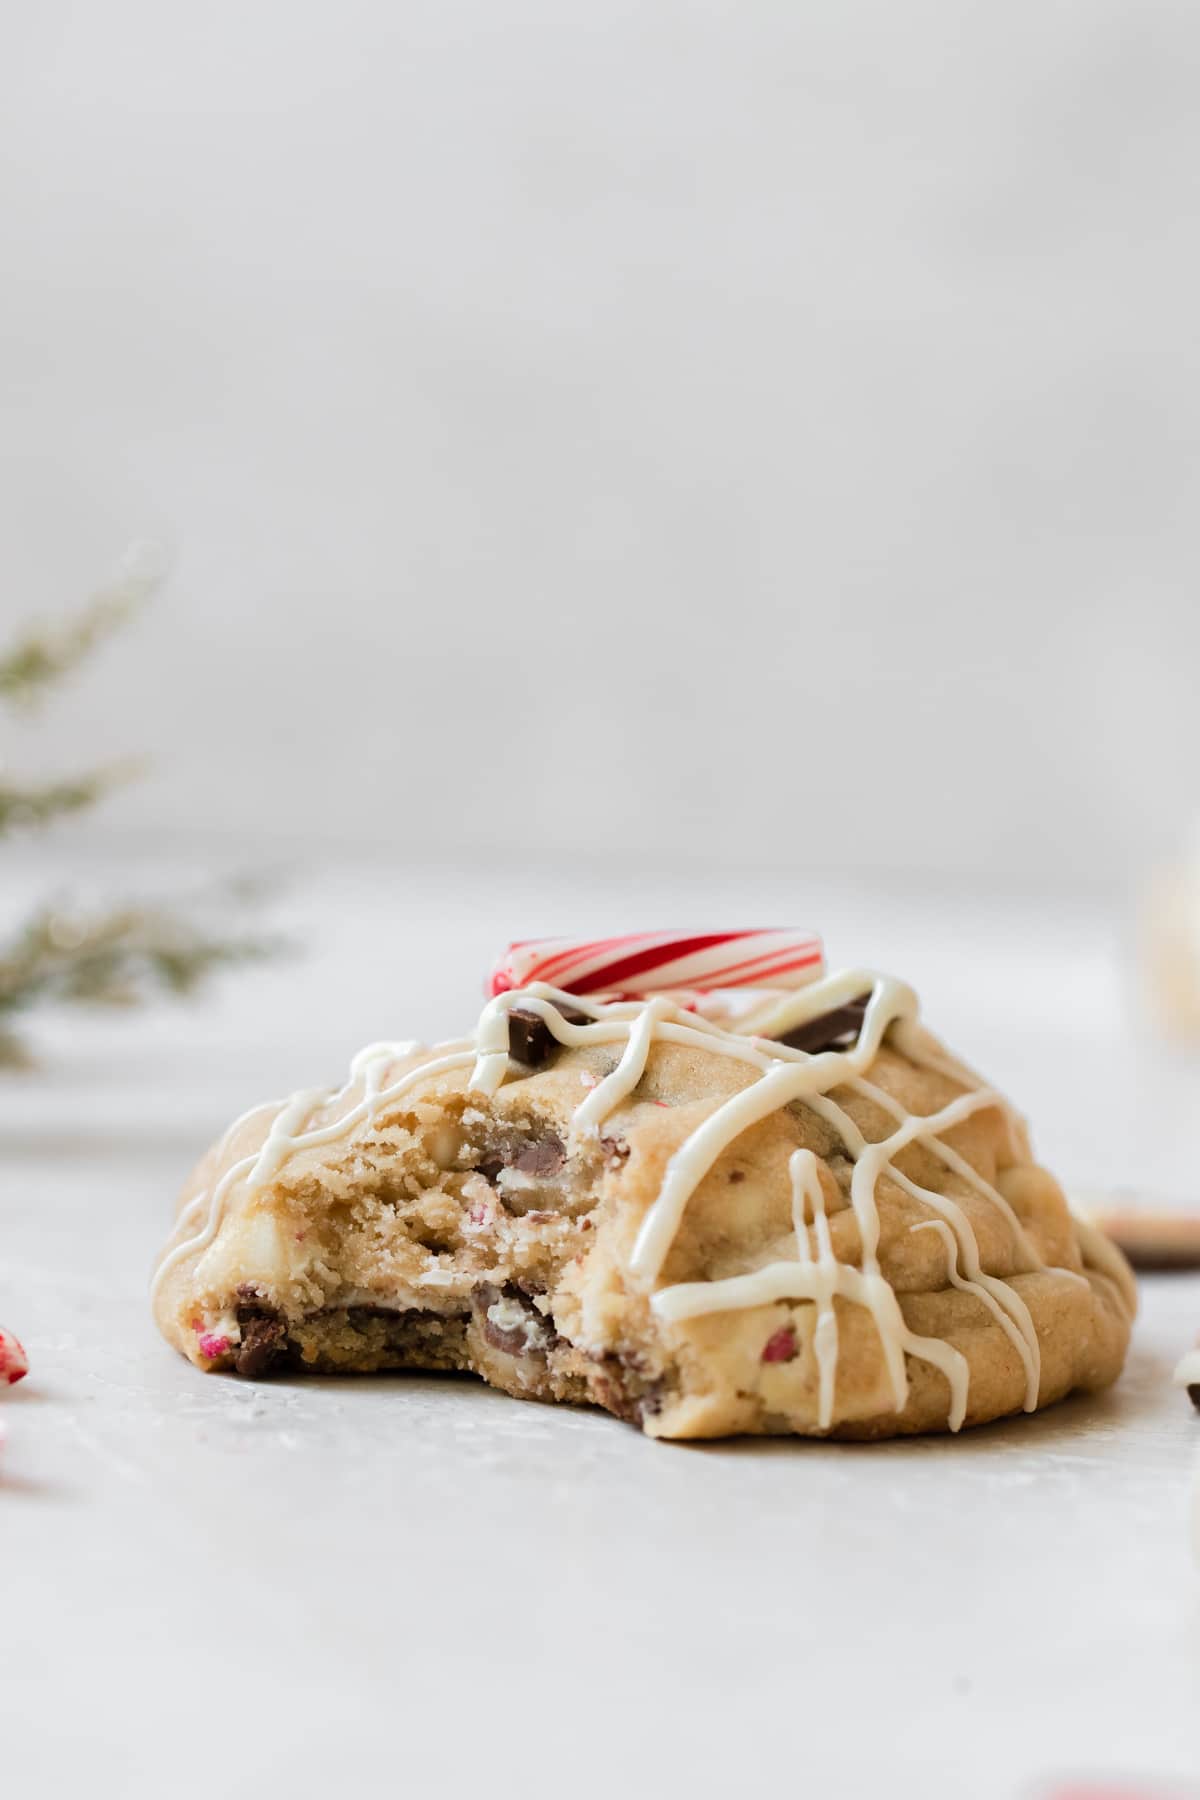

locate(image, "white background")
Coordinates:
5 0 1200 888
5 15 1200 1796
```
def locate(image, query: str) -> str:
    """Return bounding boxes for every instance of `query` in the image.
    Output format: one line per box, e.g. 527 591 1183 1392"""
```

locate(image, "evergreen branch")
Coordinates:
0 547 291 1067
0 545 166 710
0 901 286 1027
0 1029 33 1068
0 762 142 837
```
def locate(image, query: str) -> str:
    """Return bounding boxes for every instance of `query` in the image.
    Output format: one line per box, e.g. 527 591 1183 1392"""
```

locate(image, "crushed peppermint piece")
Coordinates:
198 1333 232 1359
761 1326 798 1364
0 1327 28 1386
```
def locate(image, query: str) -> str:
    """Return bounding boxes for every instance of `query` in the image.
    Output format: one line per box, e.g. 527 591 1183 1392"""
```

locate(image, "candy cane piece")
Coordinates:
488 930 824 998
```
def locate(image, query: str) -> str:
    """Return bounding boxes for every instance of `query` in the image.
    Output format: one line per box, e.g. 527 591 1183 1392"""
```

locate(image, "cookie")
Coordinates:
1083 1203 1200 1271
151 947 1136 1439
1175 1348 1200 1411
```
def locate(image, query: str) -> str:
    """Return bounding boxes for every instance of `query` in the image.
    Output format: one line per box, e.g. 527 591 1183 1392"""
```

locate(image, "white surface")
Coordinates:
4 870 1200 1799
6 1 1200 885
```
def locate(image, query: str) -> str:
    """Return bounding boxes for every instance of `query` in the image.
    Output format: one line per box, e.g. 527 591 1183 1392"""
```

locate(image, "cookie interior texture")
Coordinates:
153 978 1136 1439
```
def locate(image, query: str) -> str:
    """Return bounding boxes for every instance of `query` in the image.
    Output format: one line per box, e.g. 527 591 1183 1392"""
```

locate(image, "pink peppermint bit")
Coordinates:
0 1327 28 1386
761 1326 798 1364
198 1333 232 1360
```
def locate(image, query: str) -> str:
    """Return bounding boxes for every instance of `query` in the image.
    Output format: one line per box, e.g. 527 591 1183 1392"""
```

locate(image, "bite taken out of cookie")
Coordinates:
152 930 1137 1440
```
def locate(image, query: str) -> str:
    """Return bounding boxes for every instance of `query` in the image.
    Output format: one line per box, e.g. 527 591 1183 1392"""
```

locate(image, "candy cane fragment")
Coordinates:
0 1327 28 1386
488 930 824 998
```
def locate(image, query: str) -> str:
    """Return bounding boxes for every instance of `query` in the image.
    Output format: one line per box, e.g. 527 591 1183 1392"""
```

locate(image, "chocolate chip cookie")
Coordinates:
152 969 1135 1438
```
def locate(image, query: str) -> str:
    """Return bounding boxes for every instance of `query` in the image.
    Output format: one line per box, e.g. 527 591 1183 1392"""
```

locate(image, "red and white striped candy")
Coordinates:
0 1327 28 1387
488 930 824 999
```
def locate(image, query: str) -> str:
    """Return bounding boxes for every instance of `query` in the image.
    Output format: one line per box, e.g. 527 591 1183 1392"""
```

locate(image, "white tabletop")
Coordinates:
4 865 1200 1799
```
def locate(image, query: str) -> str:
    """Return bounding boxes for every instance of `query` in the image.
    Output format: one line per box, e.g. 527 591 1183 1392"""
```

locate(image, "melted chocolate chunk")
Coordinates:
512 1132 566 1177
1189 1385 1200 1412
774 995 870 1055
234 1305 292 1379
506 1003 587 1068
476 1124 567 1186
589 1351 665 1425
474 1282 553 1357
638 1385 665 1423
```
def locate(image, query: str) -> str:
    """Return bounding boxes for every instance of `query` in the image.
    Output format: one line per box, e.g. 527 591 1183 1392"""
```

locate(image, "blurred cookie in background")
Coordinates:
1140 836 1200 1044
1082 1193 1200 1271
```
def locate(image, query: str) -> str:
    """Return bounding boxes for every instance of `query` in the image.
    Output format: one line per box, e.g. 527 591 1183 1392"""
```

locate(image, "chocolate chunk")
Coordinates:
506 1003 587 1068
234 1306 291 1379
637 1384 665 1424
589 1354 665 1425
476 1123 566 1187
474 1124 523 1183
474 1283 552 1357
512 1132 566 1177
1190 1385 1200 1411
775 995 870 1055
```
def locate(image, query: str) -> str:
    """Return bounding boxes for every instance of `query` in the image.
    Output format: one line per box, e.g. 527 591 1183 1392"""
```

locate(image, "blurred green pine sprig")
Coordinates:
0 544 161 709
1 551 286 1063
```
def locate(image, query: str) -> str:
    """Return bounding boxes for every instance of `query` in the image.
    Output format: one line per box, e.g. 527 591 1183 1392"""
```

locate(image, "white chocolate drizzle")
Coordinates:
153 968 1127 1432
